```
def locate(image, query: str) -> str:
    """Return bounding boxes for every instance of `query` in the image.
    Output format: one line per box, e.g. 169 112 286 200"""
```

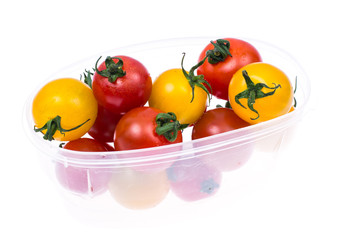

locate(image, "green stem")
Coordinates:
234 70 281 121
156 122 177 136
155 112 188 142
181 53 212 104
34 116 90 141
94 56 126 83
216 101 232 109
206 39 232 64
81 69 94 89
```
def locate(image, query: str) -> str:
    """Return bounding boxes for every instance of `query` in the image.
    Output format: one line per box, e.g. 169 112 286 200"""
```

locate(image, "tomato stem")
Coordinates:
234 70 281 121
155 112 188 142
95 56 126 83
34 116 90 141
181 53 212 104
216 101 233 109
81 69 94 89
205 39 232 64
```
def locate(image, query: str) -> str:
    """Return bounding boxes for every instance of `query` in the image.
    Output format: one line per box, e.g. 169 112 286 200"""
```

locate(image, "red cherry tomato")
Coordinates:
101 142 115 151
56 138 112 196
192 108 253 172
88 104 123 143
197 38 262 100
114 107 184 151
92 55 152 114
192 107 250 140
63 137 112 151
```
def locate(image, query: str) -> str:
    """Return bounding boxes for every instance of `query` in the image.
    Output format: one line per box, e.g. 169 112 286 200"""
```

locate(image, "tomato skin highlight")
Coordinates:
197 38 262 100
148 68 207 125
229 62 294 124
192 108 250 140
92 55 152 114
88 104 123 143
32 78 98 141
114 107 183 151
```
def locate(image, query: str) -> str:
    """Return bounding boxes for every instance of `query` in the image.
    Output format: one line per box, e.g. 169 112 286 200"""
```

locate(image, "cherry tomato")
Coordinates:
92 55 152 114
108 168 170 209
55 138 112 196
229 62 294 124
32 78 98 141
88 104 123 143
62 137 111 151
192 107 250 140
114 107 185 151
192 108 253 172
166 158 222 202
149 53 210 125
197 38 262 100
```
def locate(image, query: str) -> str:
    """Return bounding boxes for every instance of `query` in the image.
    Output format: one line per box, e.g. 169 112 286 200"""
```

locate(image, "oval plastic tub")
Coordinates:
24 37 310 223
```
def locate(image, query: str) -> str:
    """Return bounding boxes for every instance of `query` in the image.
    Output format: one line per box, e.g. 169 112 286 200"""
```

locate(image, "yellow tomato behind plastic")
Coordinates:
32 78 98 141
148 69 207 125
108 168 170 210
229 63 293 124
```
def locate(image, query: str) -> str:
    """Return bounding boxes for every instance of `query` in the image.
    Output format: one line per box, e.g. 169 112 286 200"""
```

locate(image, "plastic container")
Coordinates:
24 37 310 223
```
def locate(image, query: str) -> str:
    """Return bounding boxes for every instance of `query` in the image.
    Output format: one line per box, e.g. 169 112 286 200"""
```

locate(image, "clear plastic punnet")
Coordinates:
24 37 310 223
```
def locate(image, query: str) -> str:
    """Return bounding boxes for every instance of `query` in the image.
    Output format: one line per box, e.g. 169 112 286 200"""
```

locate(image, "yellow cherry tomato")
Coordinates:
149 68 208 125
108 168 170 210
32 78 98 141
229 63 294 124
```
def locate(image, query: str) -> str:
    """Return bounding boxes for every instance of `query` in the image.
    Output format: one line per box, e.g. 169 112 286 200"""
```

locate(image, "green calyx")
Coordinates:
235 70 281 120
95 56 126 83
155 112 188 142
206 39 232 64
216 101 232 109
34 116 90 141
81 69 94 89
181 53 212 104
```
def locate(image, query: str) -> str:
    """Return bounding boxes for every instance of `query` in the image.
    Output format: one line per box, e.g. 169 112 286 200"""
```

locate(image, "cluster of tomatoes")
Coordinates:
32 38 295 153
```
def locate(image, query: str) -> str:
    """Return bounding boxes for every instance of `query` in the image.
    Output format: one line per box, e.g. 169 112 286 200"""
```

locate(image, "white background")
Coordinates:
1 0 339 239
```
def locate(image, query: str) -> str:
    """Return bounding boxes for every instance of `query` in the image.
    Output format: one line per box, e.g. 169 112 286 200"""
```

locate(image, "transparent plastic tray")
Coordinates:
23 37 310 221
